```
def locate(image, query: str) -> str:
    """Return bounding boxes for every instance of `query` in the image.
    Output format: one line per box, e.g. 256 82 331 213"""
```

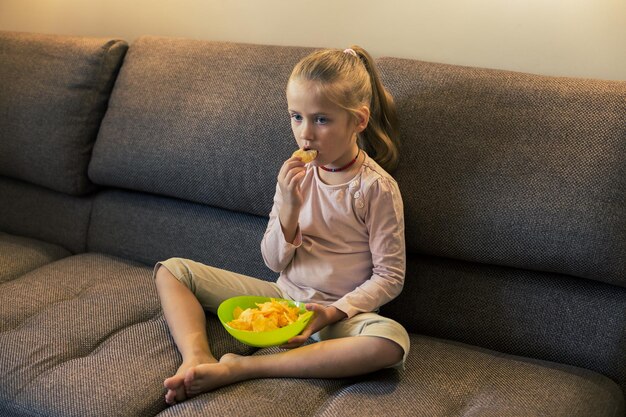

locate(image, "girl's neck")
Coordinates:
320 149 361 173
318 149 365 185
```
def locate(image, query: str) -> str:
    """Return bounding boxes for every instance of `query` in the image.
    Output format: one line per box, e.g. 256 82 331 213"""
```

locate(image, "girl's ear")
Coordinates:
355 106 370 133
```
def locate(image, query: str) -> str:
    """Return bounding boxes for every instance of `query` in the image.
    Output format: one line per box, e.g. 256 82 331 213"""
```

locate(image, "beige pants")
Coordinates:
155 257 410 369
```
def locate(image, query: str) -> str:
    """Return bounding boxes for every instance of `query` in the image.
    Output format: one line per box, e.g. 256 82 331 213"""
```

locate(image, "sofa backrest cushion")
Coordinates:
0 177 93 254
378 57 626 287
89 37 315 217
0 31 127 195
380 254 626 396
87 189 275 281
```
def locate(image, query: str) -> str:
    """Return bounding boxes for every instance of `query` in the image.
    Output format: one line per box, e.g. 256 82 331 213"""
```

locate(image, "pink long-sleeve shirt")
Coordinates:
261 153 406 318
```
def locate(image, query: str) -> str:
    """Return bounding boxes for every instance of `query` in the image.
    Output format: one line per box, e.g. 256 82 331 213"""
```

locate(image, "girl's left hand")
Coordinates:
279 303 347 349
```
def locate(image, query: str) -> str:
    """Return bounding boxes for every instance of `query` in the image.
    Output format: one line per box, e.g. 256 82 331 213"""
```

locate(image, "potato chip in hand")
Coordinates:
292 148 318 163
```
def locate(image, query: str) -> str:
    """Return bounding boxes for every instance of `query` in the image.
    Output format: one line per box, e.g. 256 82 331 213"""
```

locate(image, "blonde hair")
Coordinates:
288 46 400 173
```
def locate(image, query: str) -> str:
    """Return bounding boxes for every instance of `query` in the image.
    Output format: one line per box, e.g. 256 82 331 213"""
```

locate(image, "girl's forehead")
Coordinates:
286 80 340 112
287 79 323 98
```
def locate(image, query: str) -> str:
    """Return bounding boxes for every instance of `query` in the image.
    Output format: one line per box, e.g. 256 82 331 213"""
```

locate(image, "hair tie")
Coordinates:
343 48 358 57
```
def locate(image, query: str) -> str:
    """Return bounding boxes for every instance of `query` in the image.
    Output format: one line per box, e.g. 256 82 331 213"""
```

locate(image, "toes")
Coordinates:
164 374 183 390
165 388 178 405
185 366 213 396
174 386 187 404
184 367 201 395
164 376 187 405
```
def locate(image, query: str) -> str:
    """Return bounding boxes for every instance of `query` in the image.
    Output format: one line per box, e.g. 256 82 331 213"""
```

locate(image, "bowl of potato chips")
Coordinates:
217 296 314 347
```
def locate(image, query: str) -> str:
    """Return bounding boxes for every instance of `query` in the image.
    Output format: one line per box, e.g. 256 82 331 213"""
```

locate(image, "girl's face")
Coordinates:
286 80 368 169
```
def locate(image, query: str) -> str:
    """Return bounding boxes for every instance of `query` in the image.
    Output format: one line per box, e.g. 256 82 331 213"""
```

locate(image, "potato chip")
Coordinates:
227 298 306 332
291 148 318 163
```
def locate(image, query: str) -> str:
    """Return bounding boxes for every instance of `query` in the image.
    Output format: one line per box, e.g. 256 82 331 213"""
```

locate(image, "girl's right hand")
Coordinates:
277 156 306 210
277 156 306 244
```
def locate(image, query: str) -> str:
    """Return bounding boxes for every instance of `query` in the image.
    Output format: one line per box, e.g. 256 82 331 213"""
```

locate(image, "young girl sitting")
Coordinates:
154 45 409 405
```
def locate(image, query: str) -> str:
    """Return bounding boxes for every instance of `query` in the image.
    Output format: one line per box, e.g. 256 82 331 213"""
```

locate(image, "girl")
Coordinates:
154 46 409 405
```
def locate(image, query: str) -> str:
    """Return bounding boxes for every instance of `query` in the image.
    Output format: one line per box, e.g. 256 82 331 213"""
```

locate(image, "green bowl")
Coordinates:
217 296 314 348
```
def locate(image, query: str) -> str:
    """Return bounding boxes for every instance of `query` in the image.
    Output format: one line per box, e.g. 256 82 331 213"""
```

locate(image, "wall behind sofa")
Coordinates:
0 0 624 81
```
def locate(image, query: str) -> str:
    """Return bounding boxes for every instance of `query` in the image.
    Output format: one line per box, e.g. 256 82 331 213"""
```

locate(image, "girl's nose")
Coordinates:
300 121 313 141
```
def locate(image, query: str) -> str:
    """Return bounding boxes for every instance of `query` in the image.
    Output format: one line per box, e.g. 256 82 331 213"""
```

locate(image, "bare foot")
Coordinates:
184 353 243 397
164 355 216 405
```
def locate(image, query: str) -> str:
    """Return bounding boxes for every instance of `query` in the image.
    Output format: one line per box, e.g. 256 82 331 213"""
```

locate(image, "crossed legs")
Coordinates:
155 265 404 405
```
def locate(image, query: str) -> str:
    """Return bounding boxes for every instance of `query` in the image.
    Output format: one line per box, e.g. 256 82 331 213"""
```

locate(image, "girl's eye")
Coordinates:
315 116 328 124
291 113 303 122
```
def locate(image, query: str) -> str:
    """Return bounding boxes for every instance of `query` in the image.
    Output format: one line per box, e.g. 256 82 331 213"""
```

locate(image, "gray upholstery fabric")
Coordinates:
87 189 276 281
2 254 619 417
0 177 93 254
0 232 70 283
0 31 128 195
3 33 625 415
0 254 167 416
89 37 315 217
156 336 623 417
377 57 626 288
381 255 626 397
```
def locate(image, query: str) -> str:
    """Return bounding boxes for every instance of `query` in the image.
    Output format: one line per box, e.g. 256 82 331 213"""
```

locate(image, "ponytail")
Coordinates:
289 46 400 173
350 46 400 173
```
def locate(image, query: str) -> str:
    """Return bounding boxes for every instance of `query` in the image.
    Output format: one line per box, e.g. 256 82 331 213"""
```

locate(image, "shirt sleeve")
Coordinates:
331 177 406 318
261 183 302 273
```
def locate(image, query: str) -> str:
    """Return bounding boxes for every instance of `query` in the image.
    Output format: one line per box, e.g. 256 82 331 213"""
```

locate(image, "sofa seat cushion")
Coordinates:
0 253 166 416
150 335 624 417
156 343 623 417
0 253 256 417
0 232 70 283
159 348 624 417
1 253 621 417
317 336 623 417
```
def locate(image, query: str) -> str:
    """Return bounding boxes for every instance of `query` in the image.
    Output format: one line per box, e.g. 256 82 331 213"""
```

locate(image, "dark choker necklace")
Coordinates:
320 150 361 173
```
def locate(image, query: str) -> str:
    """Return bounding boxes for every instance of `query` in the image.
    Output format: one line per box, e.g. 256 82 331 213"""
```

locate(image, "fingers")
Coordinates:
278 305 330 350
286 169 306 189
279 316 316 349
279 156 305 174
279 159 305 186
305 303 325 313
278 158 306 208
280 335 308 349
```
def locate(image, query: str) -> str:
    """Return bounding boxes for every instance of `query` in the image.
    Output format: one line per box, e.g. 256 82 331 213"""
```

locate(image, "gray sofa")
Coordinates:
1 31 624 417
